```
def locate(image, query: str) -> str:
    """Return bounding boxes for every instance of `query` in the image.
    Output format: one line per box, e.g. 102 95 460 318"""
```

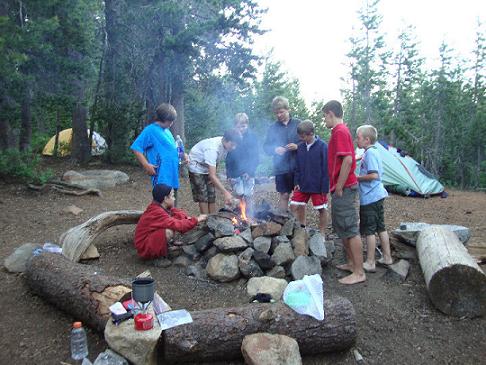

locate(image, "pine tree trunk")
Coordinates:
0 117 10 151
72 101 91 164
19 83 32 151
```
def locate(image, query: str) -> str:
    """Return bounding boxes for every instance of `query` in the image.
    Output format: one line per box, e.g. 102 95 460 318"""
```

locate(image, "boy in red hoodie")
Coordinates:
134 184 207 266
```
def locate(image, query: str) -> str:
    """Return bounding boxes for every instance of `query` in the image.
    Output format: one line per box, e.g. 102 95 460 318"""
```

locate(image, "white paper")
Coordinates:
153 292 172 315
157 309 193 330
109 302 127 315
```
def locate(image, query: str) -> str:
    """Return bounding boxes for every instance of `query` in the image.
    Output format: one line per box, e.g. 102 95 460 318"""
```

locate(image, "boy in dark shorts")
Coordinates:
356 125 393 272
263 96 301 212
323 100 365 285
290 120 329 236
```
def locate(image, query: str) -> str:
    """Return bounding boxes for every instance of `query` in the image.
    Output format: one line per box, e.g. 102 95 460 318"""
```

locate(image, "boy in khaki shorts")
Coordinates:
323 100 365 285
356 125 393 272
188 130 241 214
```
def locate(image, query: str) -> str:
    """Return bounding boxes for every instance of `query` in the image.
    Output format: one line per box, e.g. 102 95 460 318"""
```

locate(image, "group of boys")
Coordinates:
130 98 393 284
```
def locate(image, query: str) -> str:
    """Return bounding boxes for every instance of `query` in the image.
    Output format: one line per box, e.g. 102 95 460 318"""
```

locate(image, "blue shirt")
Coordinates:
130 122 179 188
295 137 329 194
359 144 388 206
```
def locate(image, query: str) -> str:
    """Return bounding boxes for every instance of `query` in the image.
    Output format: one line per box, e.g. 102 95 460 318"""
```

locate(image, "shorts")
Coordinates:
290 190 328 210
331 185 359 239
275 172 295 194
360 198 386 236
189 172 216 203
229 176 255 197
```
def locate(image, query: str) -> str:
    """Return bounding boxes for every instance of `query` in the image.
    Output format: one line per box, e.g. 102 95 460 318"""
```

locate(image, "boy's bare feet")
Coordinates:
336 263 353 272
378 257 393 265
338 273 366 285
363 261 376 273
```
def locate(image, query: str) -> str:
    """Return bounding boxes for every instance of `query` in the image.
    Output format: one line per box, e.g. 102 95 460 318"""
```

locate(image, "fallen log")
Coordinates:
60 210 142 262
417 226 486 318
160 298 356 363
25 252 131 332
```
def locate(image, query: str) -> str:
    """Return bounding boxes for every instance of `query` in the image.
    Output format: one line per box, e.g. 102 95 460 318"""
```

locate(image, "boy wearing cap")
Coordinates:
134 184 207 266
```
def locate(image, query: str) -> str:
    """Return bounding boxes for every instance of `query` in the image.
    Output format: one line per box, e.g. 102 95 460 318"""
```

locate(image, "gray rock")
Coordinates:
309 233 328 261
238 248 263 278
253 250 276 270
290 256 322 280
325 240 336 257
206 215 235 237
239 228 254 244
253 236 272 254
280 218 296 237
172 255 192 268
203 246 218 261
186 263 208 280
241 333 302 365
63 170 129 190
291 227 309 256
383 259 410 283
181 229 208 245
206 253 240 282
213 236 248 253
393 222 471 246
194 232 214 252
266 265 287 279
251 222 282 239
271 235 290 253
4 243 42 273
271 242 295 266
182 244 200 260
246 277 288 300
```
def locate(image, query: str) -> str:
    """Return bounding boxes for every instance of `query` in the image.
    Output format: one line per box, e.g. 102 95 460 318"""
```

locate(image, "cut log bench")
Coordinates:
417 226 486 318
25 253 357 363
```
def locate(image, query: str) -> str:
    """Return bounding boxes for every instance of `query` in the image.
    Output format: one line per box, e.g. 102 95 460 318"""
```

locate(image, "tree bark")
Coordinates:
72 100 91 163
160 298 356 363
19 82 32 151
25 252 131 332
60 210 143 262
417 226 486 318
0 117 11 151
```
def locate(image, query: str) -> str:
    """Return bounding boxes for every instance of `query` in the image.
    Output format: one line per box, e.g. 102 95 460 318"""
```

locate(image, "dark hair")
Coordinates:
152 184 172 203
155 103 177 123
223 129 242 144
322 100 343 118
297 120 315 135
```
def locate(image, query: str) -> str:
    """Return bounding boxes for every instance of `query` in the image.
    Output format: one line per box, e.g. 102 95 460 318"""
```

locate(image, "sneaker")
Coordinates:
363 262 376 273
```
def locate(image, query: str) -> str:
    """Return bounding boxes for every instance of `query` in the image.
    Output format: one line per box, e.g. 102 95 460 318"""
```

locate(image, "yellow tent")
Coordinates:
42 128 107 156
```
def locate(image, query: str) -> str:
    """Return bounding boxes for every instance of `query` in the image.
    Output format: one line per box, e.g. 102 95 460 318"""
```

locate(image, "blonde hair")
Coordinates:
357 125 378 144
271 96 289 111
234 112 249 125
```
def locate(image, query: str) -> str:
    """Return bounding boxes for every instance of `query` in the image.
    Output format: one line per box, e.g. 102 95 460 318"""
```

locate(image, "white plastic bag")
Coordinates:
283 274 324 320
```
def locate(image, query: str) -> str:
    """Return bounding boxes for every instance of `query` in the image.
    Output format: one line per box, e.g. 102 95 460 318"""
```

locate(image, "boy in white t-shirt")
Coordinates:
188 130 241 214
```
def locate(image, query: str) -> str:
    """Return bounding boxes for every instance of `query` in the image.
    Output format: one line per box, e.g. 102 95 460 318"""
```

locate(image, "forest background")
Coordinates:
0 0 485 189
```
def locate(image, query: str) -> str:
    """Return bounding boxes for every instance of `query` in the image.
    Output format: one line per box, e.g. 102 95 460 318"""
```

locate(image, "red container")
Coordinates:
134 313 154 331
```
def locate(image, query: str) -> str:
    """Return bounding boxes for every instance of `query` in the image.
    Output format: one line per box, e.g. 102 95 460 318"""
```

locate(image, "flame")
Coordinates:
231 217 238 225
240 199 247 221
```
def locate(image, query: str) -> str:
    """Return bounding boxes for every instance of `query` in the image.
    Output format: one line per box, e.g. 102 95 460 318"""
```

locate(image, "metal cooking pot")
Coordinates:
132 278 155 304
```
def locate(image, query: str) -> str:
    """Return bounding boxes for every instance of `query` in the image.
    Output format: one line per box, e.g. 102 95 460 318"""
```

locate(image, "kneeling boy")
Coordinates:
134 184 207 266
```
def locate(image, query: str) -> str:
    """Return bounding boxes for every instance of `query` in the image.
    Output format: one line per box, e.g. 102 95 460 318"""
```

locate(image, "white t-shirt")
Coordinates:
188 137 226 174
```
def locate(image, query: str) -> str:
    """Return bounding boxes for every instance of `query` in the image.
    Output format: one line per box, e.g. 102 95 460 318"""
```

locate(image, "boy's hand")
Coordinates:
223 191 234 205
285 143 298 151
197 214 208 223
294 185 300 191
335 187 343 197
143 163 157 176
275 147 287 155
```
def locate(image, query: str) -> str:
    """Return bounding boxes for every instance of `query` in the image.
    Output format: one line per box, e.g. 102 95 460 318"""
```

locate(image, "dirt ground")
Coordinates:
1 159 485 365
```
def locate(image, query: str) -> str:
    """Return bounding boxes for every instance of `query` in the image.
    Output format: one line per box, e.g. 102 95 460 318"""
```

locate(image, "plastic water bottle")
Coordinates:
175 135 185 162
71 321 89 360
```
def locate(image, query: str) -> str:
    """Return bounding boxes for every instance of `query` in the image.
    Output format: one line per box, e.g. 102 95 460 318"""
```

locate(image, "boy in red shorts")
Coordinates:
290 120 329 236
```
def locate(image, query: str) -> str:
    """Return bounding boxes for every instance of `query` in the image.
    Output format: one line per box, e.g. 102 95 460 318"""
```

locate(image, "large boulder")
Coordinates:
206 253 240 282
62 170 129 190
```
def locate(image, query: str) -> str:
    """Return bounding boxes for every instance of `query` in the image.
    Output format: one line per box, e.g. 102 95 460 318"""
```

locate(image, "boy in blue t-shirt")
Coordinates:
131 103 180 190
356 125 393 272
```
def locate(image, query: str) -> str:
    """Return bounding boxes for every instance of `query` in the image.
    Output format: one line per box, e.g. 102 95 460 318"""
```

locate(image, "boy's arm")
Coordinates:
335 155 353 197
133 150 157 176
358 172 379 182
208 165 233 205
162 214 198 233
263 125 285 156
294 148 301 189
